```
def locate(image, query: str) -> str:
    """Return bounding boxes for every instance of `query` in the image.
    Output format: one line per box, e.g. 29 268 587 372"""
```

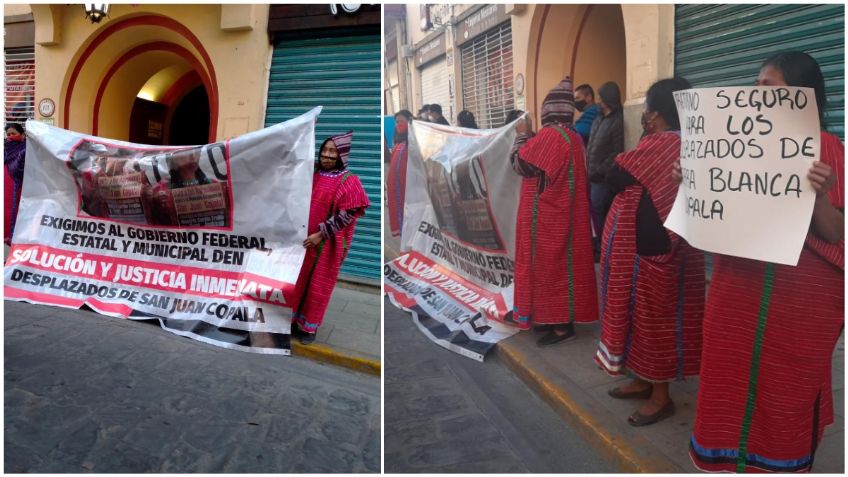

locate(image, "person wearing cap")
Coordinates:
585 81 625 259
291 131 370 344
508 76 598 346
428 103 450 126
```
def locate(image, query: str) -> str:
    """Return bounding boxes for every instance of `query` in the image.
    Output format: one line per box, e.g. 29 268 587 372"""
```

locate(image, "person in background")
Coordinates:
585 81 625 261
457 110 479 129
509 76 598 346
504 109 527 128
387 110 414 237
595 77 705 427
429 103 450 126
5 123 26 244
292 132 370 345
417 104 432 122
686 51 843 473
574 83 601 145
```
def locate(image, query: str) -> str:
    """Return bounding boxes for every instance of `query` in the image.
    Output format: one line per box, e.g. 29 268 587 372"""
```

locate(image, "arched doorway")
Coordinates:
167 85 210 145
527 5 627 126
61 15 218 144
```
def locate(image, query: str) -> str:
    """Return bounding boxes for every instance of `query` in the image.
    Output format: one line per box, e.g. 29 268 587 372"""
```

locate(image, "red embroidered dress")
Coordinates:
512 125 598 328
595 131 705 382
292 169 369 333
690 132 844 472
387 141 408 237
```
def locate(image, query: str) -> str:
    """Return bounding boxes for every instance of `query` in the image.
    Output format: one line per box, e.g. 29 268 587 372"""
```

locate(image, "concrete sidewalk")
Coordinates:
297 282 381 375
384 226 844 473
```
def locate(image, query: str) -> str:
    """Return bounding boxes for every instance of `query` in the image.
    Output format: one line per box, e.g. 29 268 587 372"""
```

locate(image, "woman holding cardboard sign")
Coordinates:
686 52 844 473
595 77 706 427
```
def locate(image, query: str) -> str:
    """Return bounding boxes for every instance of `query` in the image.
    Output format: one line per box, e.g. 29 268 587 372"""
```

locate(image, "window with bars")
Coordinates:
5 46 35 124
460 22 514 129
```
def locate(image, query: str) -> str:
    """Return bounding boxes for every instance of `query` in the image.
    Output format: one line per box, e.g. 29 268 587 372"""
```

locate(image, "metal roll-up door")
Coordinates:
4 46 35 124
420 57 453 122
265 31 381 283
460 22 514 129
675 4 844 139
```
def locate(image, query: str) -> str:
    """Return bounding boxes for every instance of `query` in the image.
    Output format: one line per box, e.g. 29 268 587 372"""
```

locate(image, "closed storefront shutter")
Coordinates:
4 46 35 124
265 31 381 283
460 22 514 129
675 4 844 139
420 57 453 122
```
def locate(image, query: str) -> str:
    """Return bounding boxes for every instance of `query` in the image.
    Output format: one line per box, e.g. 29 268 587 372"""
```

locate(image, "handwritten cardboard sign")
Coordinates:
665 86 820 266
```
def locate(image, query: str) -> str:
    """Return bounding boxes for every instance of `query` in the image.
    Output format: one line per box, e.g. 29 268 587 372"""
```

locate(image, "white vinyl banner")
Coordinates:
665 87 819 265
385 120 522 361
5 107 322 355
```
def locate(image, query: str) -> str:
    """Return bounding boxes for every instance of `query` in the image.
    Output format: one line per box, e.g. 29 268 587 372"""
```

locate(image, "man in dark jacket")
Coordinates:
585 81 624 260
429 103 450 126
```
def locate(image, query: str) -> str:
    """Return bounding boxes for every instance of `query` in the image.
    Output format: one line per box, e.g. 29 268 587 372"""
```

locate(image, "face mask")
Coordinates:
574 100 587 112
395 122 408 134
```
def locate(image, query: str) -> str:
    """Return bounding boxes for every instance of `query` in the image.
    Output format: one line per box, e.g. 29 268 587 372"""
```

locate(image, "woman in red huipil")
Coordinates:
292 131 370 344
687 52 843 473
594 77 705 427
509 76 598 346
387 110 413 237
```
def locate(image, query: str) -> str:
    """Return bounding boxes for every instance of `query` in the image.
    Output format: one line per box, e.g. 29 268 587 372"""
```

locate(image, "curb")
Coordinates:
292 341 381 376
497 341 682 473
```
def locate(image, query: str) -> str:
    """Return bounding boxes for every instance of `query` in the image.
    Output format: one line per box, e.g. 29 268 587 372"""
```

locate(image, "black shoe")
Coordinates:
290 326 305 337
300 332 316 345
532 324 555 334
536 323 576 347
628 400 675 427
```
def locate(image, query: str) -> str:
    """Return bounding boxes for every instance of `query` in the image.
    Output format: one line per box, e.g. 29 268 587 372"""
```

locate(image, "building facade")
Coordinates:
384 4 844 148
4 4 381 283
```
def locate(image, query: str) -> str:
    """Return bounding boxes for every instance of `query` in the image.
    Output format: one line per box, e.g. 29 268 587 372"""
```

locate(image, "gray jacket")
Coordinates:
585 108 624 183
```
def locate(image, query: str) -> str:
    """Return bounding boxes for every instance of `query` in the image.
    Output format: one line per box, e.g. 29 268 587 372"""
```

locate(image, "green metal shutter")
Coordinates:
265 31 381 283
675 4 844 139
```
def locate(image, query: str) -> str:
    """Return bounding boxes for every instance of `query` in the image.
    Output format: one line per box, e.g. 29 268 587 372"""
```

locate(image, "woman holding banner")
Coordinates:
387 110 413 237
5 123 26 244
686 52 843 472
292 131 370 345
509 76 598 346
594 77 705 427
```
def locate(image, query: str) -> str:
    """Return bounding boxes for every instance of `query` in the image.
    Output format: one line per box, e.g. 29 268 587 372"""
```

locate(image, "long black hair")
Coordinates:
761 51 826 126
457 110 478 129
645 77 692 131
317 137 344 171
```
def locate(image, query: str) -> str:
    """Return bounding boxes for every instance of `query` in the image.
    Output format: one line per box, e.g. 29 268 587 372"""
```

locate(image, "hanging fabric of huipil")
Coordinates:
387 140 408 237
292 132 370 333
4 138 26 244
511 77 598 329
594 131 705 382
690 131 844 473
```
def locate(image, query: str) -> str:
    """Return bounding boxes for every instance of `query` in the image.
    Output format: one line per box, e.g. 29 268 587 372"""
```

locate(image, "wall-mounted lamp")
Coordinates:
83 4 110 24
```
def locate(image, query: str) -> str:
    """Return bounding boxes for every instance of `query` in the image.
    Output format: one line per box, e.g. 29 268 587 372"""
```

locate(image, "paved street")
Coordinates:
384 297 612 473
4 300 380 473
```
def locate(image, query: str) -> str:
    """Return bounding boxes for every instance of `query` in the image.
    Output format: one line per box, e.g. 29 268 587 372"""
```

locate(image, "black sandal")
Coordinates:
628 400 675 427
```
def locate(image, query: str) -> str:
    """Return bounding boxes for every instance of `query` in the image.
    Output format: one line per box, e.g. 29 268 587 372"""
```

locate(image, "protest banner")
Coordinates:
4 107 322 355
385 120 522 361
664 87 820 265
